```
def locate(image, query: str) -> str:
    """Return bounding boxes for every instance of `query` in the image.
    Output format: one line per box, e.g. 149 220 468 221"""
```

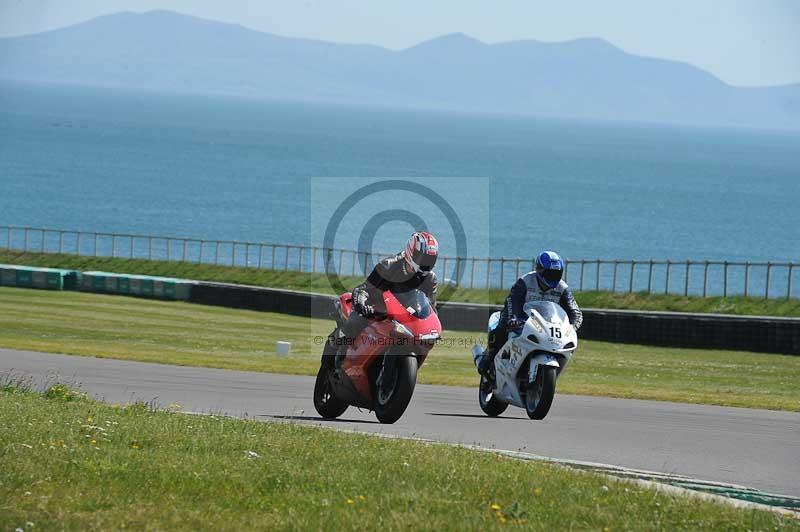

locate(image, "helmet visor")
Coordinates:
416 252 437 272
542 268 562 285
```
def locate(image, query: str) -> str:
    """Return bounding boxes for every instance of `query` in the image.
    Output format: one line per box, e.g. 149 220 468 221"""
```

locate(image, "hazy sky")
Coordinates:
1 0 798 87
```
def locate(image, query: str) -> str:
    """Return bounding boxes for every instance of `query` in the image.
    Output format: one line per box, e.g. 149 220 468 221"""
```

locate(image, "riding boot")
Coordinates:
477 348 496 376
337 313 368 370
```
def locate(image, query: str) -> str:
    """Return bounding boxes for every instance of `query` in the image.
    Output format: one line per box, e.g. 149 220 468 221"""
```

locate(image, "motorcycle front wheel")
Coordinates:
313 364 348 419
374 356 418 424
525 366 557 420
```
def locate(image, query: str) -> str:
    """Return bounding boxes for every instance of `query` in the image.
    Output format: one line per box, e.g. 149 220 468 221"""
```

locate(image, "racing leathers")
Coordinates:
337 253 438 366
478 272 582 375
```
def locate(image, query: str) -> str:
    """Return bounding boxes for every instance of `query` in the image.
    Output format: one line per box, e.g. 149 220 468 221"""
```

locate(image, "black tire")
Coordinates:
374 356 418 424
313 365 348 419
478 375 508 417
525 366 557 420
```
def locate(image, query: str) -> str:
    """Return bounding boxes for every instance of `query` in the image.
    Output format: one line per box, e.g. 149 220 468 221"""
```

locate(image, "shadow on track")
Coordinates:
426 412 529 420
259 414 380 425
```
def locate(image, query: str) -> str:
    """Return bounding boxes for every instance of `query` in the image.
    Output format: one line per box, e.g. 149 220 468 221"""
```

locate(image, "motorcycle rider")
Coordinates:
335 231 439 367
477 250 582 377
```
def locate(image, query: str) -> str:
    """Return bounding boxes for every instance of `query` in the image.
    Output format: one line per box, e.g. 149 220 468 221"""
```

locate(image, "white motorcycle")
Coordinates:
471 300 577 420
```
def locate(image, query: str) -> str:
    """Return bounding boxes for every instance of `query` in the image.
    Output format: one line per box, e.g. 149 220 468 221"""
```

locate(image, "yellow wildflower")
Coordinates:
491 503 501 511
346 499 354 505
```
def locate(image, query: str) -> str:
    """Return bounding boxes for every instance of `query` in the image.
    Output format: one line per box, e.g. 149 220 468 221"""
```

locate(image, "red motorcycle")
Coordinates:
313 288 441 424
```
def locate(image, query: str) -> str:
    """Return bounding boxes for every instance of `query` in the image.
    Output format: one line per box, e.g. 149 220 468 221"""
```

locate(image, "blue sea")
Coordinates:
1 80 798 272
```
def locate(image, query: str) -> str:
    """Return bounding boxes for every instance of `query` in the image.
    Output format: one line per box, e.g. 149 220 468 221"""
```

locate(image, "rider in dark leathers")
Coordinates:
337 232 439 365
478 250 582 376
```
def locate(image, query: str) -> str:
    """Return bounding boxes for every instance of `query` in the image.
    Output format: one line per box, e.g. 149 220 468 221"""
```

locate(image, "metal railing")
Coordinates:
1 225 797 299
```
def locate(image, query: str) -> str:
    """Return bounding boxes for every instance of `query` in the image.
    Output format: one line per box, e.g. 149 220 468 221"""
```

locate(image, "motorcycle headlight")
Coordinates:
393 321 414 338
528 319 544 334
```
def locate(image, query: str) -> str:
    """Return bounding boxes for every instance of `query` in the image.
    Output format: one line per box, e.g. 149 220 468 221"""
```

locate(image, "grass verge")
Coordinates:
2 250 799 317
1 383 797 530
1 287 798 411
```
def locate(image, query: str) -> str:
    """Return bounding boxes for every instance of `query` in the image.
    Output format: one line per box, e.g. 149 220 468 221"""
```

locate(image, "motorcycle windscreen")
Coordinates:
390 289 433 319
525 300 568 323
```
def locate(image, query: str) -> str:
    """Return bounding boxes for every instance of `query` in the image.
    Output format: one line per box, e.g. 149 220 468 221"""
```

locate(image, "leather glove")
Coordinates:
358 303 375 319
507 315 525 330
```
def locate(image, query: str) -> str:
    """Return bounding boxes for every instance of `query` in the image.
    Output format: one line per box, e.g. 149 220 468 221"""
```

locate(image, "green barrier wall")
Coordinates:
80 271 193 301
0 265 81 291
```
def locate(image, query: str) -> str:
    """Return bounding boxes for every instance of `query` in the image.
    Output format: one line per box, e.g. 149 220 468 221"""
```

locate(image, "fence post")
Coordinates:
338 250 344 274
499 257 506 288
112 234 118 258
664 260 671 295
181 239 187 262
595 259 600 291
284 246 291 271
744 262 749 297
647 259 653 294
580 260 586 291
351 251 357 276
311 247 317 273
765 261 771 299
470 258 476 289
271 245 276 269
485 259 491 289
24 227 29 252
5 226 10 251
130 236 134 259
166 238 171 261
147 237 152 260
58 231 64 254
76 231 81 255
40 228 45 254
563 260 569 284
788 264 794 300
232 241 237 267
723 261 728 297
245 243 250 267
258 244 264 269
199 240 205 264
93 233 98 257
684 260 690 296
703 260 709 297
442 257 449 281
629 260 635 293
299 247 305 272
611 261 618 292
215 241 220 265
515 258 521 280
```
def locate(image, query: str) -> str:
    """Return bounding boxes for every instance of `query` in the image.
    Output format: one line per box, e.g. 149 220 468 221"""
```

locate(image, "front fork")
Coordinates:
376 351 398 390
528 354 560 383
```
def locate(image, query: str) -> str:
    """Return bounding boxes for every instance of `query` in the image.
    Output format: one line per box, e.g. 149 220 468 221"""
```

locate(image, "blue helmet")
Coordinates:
535 250 563 289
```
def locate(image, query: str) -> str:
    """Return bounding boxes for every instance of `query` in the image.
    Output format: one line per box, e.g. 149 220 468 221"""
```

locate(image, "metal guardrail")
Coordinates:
1 225 797 299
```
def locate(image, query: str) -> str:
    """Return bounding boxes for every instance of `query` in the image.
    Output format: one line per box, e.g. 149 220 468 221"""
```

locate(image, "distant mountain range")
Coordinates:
1 10 798 130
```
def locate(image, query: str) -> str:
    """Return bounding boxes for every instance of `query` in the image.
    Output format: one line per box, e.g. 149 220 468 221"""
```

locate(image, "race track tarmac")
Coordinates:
2 348 798 498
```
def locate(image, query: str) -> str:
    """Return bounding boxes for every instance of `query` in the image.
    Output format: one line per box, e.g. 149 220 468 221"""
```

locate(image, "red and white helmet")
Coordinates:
403 231 439 272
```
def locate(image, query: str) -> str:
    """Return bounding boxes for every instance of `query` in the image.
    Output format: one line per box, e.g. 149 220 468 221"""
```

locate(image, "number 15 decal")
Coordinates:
549 327 562 339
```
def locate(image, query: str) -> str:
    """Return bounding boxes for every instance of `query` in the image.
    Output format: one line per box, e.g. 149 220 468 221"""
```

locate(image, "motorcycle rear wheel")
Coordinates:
525 366 557 420
374 356 418 424
313 365 348 419
478 374 508 417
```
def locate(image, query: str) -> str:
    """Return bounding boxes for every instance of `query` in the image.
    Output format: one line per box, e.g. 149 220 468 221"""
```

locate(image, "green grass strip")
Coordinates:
1 383 797 530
